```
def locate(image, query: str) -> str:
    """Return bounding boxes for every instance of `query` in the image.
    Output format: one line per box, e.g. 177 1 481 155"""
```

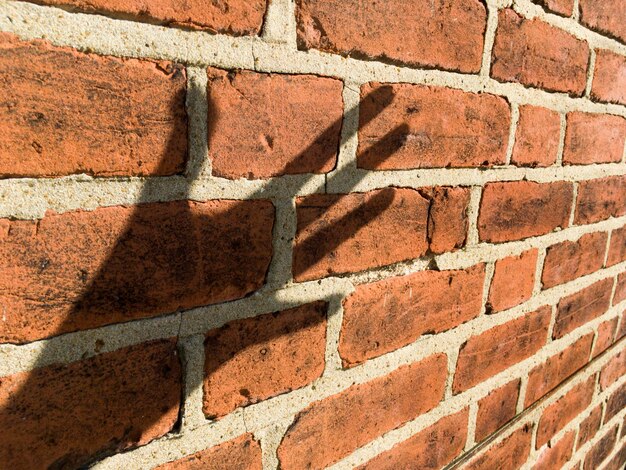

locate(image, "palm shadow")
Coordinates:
0 82 409 469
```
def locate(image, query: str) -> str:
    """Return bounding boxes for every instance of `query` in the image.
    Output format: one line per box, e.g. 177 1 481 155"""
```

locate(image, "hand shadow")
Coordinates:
0 83 409 469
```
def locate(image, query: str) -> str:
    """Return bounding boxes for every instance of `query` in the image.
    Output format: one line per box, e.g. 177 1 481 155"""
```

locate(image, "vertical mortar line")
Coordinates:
546 304 558 345
532 248 547 295
444 346 461 400
480 2 499 77
568 181 579 228
571 0 580 21
184 67 211 179
517 374 529 414
504 102 520 165
465 402 479 450
480 261 496 316
584 49 597 99
261 0 298 47
609 275 619 308
323 290 350 375
255 417 294 470
265 198 297 289
555 112 567 166
603 230 613 268
178 333 207 432
466 186 484 246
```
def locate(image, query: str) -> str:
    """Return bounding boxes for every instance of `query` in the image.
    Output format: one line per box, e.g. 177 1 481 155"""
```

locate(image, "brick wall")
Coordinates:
0 0 625 469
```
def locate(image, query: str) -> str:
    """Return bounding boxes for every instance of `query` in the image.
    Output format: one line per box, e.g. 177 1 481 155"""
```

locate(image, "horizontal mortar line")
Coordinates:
94 329 626 470
1 233 624 376
334 337 626 470
1 164 625 219
594 434 626 470
1 1 626 118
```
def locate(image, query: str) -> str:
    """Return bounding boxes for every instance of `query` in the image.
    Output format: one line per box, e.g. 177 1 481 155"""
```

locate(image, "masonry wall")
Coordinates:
0 0 625 469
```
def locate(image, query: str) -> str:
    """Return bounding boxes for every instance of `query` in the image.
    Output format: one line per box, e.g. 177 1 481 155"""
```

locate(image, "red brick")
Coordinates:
511 105 561 167
293 187 469 281
464 425 532 470
295 0 487 73
453 307 551 393
579 0 626 43
584 427 618 470
488 249 538 313
533 0 574 16
604 442 626 470
358 83 509 169
575 176 626 225
542 232 609 289
25 0 267 34
475 379 520 442
553 278 613 339
356 409 468 470
525 333 594 407
607 226 626 266
618 311 626 339
156 434 262 470
578 405 602 448
0 199 274 344
478 181 573 243
340 265 484 367
533 430 575 470
207 68 343 179
491 9 589 96
600 349 626 391
277 354 447 469
0 33 187 178
593 318 619 358
615 274 626 305
203 302 327 419
0 339 181 469
592 50 626 106
536 377 595 448
563 112 626 165
606 382 626 422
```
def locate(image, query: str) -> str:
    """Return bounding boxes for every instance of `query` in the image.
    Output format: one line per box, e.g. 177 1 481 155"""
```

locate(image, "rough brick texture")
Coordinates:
0 199 274 343
340 265 485 367
533 0 574 16
464 425 532 470
563 112 626 165
592 50 626 106
475 380 520 442
0 339 181 469
511 105 560 167
593 318 619 357
491 9 589 95
608 226 626 266
533 431 575 470
24 0 268 34
207 68 343 179
358 83 510 169
578 405 603 447
575 176 626 225
488 249 538 313
584 427 619 470
0 33 187 177
295 0 487 72
579 0 626 43
277 354 447 469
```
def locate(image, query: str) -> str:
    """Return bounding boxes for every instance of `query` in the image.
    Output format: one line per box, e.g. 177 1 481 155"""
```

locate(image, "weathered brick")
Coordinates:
563 112 626 165
358 83 509 169
453 307 551 393
536 376 595 448
207 68 343 179
607 226 626 267
475 379 520 442
295 0 487 72
578 405 602 448
593 318 619 358
604 442 626 470
525 333 594 407
553 278 613 339
23 0 268 34
606 382 626 422
584 427 618 470
511 105 561 167
293 187 469 281
600 349 626 391
0 199 274 344
0 339 181 469
340 265 484 367
203 302 327 419
464 425 532 470
491 9 589 95
615 273 626 305
575 176 626 225
579 0 626 43
356 409 468 470
156 434 262 470
277 354 447 469
0 33 187 178
618 311 626 339
533 430 575 470
592 50 626 106
478 181 573 243
488 249 538 313
533 0 574 16
542 232 609 289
